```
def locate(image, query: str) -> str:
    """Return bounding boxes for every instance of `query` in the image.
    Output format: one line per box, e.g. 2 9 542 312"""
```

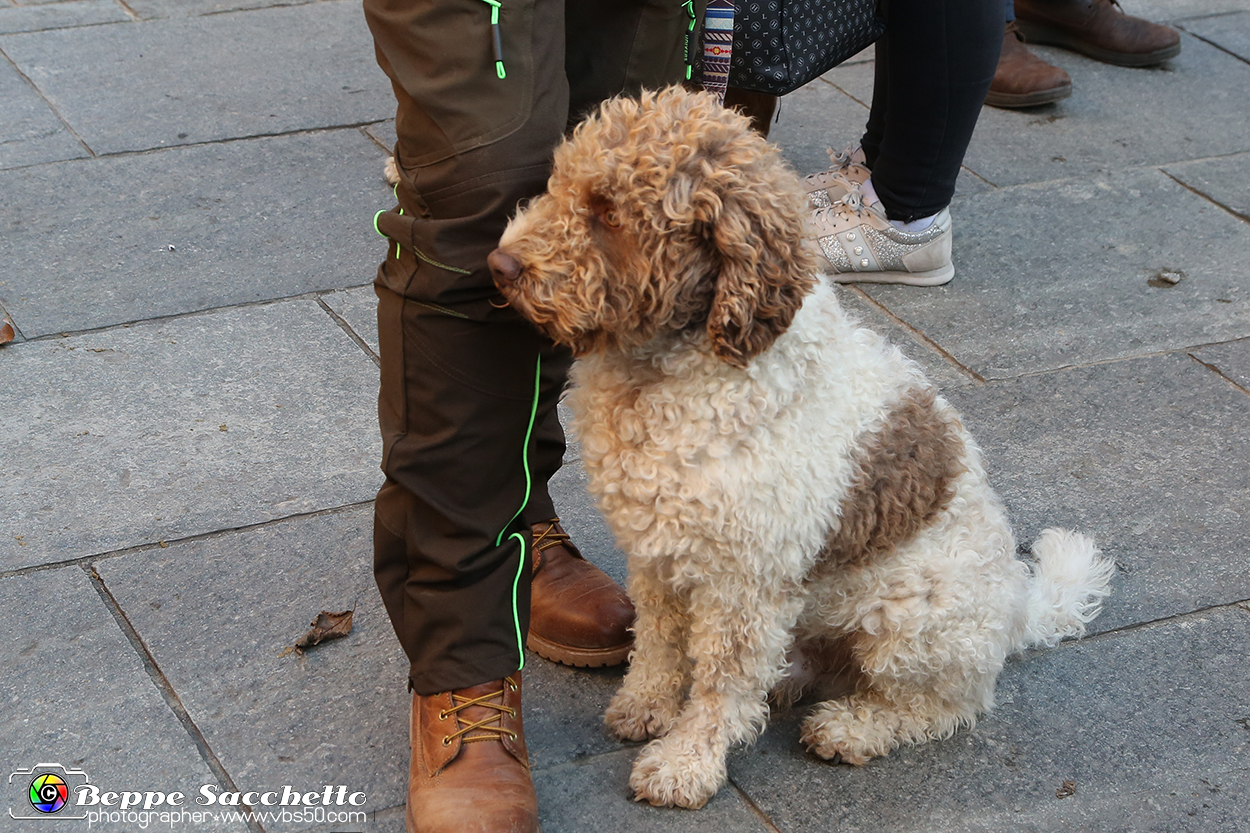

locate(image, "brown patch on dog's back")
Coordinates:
815 388 966 573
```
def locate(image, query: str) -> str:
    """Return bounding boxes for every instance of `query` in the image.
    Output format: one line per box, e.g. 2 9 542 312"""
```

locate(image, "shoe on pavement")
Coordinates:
805 187 955 286
804 145 872 210
408 675 538 833
986 22 1073 108
1013 0 1181 67
526 519 634 667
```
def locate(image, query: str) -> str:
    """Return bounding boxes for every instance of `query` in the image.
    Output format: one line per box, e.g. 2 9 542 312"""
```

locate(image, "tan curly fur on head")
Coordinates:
492 86 817 368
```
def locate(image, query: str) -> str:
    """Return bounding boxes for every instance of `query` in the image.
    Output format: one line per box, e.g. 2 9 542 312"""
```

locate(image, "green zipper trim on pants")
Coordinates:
480 0 507 79
498 354 542 670
374 203 473 278
507 530 527 670
682 0 696 81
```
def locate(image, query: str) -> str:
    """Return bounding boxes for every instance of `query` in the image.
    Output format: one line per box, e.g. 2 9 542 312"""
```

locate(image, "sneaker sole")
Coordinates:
526 632 633 667
985 83 1073 108
1015 20 1181 67
827 264 955 287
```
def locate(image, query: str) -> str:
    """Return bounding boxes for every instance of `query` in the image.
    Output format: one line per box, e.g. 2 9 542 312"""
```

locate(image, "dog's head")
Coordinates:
490 87 817 368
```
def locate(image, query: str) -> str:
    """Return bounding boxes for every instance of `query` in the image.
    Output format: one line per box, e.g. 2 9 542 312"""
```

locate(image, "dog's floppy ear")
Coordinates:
705 157 817 369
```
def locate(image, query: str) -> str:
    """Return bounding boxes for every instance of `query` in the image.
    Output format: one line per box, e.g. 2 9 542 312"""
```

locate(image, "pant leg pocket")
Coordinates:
365 0 538 166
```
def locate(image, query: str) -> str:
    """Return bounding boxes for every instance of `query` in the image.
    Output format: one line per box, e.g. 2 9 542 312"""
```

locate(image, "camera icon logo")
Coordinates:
8 764 89 821
29 773 68 814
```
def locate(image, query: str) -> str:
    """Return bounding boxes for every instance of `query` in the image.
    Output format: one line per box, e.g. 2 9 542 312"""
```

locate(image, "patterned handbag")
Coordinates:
726 0 886 95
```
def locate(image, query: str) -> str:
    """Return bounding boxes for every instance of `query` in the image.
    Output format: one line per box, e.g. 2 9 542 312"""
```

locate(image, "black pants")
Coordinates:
862 0 1003 221
363 0 688 695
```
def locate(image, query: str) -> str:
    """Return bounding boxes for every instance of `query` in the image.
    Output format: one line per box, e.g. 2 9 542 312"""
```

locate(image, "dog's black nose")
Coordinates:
488 249 522 287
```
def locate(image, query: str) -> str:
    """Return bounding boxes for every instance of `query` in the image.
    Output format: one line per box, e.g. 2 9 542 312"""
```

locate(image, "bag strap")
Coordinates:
701 0 735 104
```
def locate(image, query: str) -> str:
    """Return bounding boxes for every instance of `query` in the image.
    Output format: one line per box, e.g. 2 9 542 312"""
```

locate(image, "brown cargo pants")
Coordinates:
363 0 691 694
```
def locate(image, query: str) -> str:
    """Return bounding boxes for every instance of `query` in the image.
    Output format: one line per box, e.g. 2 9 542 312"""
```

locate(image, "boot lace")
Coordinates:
532 519 574 555
439 679 519 746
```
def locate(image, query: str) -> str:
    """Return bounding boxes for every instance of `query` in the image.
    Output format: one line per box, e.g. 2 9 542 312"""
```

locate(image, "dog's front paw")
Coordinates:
800 698 894 766
605 688 680 742
629 736 726 810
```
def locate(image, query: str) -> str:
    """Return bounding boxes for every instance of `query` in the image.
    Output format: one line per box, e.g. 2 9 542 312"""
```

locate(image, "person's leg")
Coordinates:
861 0 1003 222
366 1 571 830
564 0 690 125
806 0 999 286
367 0 571 698
366 0 687 826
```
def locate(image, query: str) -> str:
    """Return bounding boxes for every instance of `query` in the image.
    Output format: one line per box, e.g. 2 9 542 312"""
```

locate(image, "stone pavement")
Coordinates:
1 0 1248 829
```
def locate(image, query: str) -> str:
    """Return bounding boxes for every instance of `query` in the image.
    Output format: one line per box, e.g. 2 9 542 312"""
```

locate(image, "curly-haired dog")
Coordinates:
489 87 1114 810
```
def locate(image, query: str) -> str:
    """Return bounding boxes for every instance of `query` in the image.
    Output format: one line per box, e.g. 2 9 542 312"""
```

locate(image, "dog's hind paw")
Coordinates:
629 737 726 810
800 699 894 766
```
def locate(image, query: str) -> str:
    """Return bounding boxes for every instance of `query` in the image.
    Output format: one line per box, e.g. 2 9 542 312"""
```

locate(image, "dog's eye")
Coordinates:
601 209 621 229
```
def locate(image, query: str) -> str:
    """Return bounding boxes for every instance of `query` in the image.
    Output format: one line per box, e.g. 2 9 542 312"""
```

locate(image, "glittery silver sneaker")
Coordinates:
805 188 955 286
803 145 871 209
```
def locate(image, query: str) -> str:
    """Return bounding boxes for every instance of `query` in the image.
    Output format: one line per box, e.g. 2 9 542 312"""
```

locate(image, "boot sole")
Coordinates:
526 632 632 667
985 84 1073 108
1015 19 1181 67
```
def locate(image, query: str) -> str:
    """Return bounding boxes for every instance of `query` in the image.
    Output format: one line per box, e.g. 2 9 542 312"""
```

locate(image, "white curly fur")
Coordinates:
492 87 1115 810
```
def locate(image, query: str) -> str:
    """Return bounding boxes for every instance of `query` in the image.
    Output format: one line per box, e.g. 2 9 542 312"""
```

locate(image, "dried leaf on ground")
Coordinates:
293 608 355 653
1056 779 1077 799
0 321 14 346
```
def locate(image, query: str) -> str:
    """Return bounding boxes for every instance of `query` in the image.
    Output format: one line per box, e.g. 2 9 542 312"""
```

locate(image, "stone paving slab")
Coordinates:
0 300 381 571
823 36 1250 189
0 129 390 337
768 75 870 181
93 504 405 831
728 606 1250 833
364 120 397 157
836 285 980 392
124 0 319 19
1181 9 1250 58
942 352 1250 634
861 167 1250 378
524 658 626 769
0 53 88 169
1165 150 1250 221
0 566 247 832
1127 0 1250 21
534 748 771 833
321 285 380 359
0 0 127 34
1193 338 1250 389
965 35 1250 188
0 0 392 154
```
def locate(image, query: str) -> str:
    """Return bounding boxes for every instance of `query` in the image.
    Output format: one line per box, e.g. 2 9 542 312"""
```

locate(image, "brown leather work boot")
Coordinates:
526 519 634 667
1014 0 1181 67
986 22 1073 108
408 675 538 833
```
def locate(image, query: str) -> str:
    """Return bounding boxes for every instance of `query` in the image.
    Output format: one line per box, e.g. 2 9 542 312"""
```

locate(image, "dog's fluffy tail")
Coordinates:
1020 528 1115 649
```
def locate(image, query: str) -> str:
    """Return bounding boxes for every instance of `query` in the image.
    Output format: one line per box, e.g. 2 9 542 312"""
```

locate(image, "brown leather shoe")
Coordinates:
1014 0 1181 67
986 22 1073 108
408 675 538 833
526 519 634 667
